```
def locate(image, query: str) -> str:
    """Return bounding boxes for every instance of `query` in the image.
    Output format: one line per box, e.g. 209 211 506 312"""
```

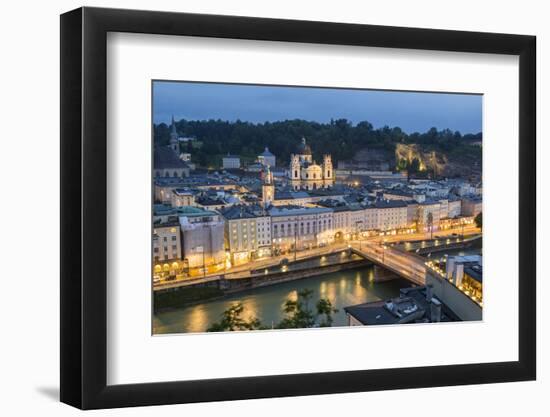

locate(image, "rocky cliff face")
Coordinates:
338 148 394 170
395 143 481 178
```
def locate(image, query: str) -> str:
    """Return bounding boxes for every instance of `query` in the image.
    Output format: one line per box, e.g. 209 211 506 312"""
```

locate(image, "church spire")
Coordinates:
170 115 178 142
169 115 179 153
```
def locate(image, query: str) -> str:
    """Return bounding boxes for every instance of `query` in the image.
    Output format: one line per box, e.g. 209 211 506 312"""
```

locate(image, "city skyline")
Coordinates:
153 81 483 334
153 81 482 134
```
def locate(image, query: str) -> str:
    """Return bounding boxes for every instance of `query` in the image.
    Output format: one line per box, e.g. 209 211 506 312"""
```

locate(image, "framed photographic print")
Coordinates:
60 6 536 409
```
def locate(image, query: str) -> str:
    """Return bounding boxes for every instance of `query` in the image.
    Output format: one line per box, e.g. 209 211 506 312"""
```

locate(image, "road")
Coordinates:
154 224 480 289
350 241 427 285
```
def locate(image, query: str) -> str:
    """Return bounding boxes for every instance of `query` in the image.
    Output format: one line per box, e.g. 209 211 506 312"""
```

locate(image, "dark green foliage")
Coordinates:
207 303 266 332
409 157 421 173
154 122 171 146
277 288 316 329
154 118 482 169
397 158 408 171
206 288 339 331
316 298 339 327
276 289 338 329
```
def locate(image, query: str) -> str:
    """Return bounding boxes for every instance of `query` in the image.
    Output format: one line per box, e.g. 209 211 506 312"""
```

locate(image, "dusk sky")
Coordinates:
153 81 482 134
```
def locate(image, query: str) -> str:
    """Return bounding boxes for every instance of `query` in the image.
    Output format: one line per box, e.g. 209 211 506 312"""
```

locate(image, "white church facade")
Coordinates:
289 137 334 190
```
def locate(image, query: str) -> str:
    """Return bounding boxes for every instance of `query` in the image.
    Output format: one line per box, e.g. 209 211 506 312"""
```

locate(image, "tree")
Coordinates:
409 157 421 173
474 212 482 229
397 158 408 171
207 303 265 332
153 118 482 170
427 212 434 240
277 289 338 329
206 289 339 331
316 298 339 327
277 289 316 329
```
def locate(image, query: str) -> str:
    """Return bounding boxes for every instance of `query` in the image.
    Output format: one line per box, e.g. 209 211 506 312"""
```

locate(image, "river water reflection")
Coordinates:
153 267 409 334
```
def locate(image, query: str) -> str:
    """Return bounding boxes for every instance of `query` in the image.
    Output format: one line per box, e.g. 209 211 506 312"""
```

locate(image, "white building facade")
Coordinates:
289 137 334 190
179 211 225 270
269 206 334 253
153 223 182 263
222 155 241 169
258 147 276 167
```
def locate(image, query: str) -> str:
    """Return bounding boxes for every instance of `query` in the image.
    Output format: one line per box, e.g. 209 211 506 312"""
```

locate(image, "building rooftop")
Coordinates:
196 196 226 206
152 221 180 229
154 146 189 170
315 200 350 211
372 200 408 209
344 286 459 326
384 188 415 197
344 300 403 325
172 188 194 196
462 196 482 203
308 188 347 197
222 205 265 220
465 264 483 283
418 199 441 206
295 137 312 155
269 205 333 217
275 190 310 200
154 204 218 218
259 147 275 157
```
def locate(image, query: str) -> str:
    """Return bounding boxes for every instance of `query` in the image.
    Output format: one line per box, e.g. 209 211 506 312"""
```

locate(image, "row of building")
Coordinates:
153 129 482 281
153 189 480 279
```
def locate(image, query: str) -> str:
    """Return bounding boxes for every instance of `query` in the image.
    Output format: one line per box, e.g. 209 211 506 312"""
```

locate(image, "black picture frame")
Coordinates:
60 6 536 410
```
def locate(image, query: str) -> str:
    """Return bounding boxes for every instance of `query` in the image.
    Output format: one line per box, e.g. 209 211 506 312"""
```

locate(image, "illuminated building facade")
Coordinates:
269 205 334 253
289 137 334 190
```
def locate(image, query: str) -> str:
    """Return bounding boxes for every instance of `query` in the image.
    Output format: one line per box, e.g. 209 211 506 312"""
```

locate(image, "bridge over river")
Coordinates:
350 234 481 286
350 242 427 285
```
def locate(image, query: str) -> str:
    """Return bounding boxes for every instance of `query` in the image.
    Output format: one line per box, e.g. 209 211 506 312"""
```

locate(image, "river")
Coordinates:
153 266 409 334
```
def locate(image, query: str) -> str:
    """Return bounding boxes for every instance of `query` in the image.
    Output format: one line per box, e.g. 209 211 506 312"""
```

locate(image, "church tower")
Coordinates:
323 154 333 188
290 154 300 190
169 115 179 153
262 165 275 208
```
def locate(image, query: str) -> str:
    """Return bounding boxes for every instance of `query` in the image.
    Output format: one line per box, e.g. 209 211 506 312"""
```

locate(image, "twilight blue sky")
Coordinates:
153 81 482 134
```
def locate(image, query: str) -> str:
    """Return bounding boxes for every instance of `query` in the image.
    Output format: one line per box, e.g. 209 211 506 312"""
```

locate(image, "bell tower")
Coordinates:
290 154 301 190
262 166 275 208
323 154 333 187
169 115 179 153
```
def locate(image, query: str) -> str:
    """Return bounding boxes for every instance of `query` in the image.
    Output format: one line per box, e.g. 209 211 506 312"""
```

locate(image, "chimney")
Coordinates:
430 298 442 322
